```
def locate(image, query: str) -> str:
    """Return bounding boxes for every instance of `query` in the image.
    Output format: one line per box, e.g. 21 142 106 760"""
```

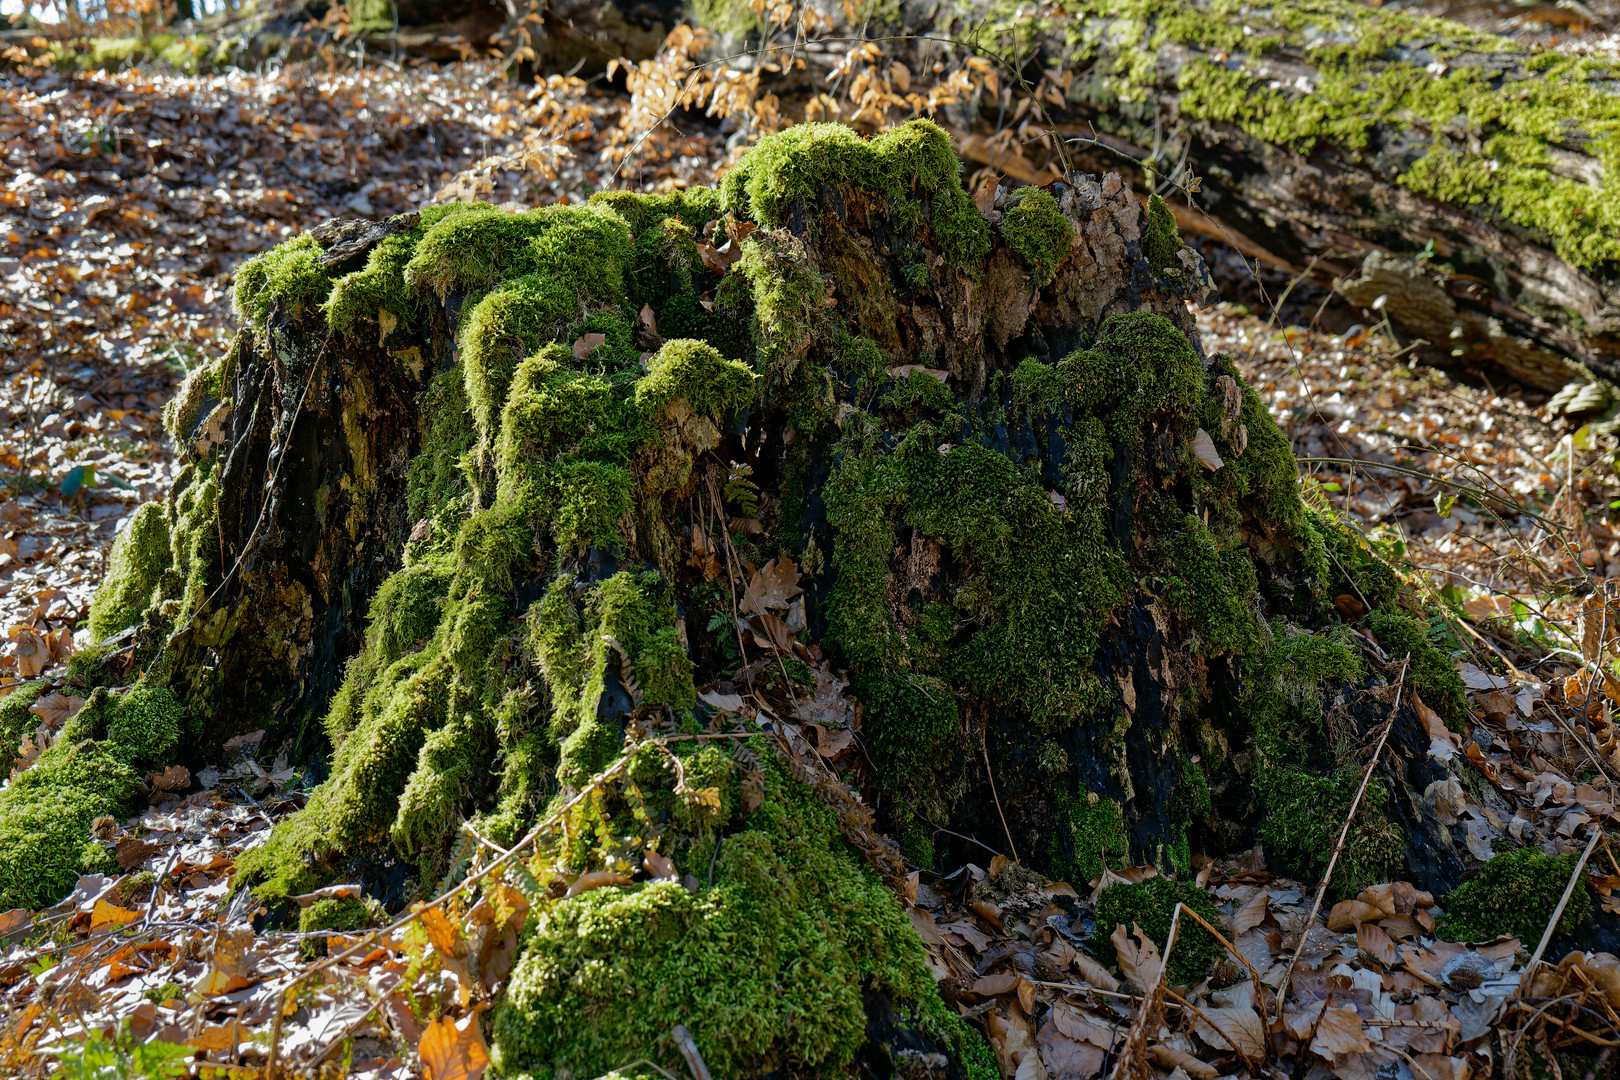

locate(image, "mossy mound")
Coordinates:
1438 847 1593 943
1092 876 1225 984
62 117 1473 1072
0 685 184 909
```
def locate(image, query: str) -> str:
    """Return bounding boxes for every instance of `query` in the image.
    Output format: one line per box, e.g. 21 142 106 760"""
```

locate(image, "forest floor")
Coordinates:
5 51 1620 1080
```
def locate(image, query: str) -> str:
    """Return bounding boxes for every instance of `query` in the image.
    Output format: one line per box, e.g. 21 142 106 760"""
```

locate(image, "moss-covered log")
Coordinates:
571 0 1620 393
48 119 1501 1075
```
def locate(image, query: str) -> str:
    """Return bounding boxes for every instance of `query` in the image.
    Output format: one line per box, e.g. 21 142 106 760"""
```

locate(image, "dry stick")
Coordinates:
1106 902 1186 1080
980 727 1019 864
705 475 750 672
1173 905 1268 1026
1274 655 1410 1026
1522 826 1604 988
671 1023 714 1080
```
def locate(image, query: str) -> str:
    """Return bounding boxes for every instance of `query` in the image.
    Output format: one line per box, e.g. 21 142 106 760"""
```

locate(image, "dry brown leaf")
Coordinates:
1326 899 1383 931
186 1021 243 1052
1191 428 1224 471
1049 1001 1117 1047
969 899 1005 932
420 1012 491 1080
644 849 677 880
739 556 802 615
1232 890 1270 934
1037 1017 1106 1080
1193 1004 1266 1059
971 972 1020 997
1309 1006 1371 1058
7 626 47 679
888 364 950 382
28 692 84 727
1072 951 1121 992
1356 921 1399 967
1144 1044 1218 1079
0 908 30 937
907 906 946 946
570 332 607 359
564 870 630 898
149 764 189 792
1110 923 1162 991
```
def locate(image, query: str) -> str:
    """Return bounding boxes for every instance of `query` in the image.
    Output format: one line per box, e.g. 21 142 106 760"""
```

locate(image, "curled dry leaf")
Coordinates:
644 848 677 880
570 332 607 359
1232 890 1270 934
1111 923 1162 991
564 870 631 898
1191 428 1224 471
1145 1044 1218 1080
1072 951 1121 992
1309 1006 1371 1059
1326 899 1383 931
7 626 48 678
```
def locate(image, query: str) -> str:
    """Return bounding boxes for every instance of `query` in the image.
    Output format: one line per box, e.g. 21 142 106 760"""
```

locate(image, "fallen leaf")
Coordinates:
1191 428 1224 471
1193 1004 1266 1059
888 364 950 382
571 332 607 359
1072 951 1121 992
419 1012 490 1080
972 972 1020 997
1232 890 1270 934
1111 923 1162 991
28 692 84 726
644 849 677 880
149 765 190 792
1356 921 1400 967
1309 1006 1371 1058
1326 899 1383 931
969 899 1005 932
89 899 141 930
1037 1017 1105 1079
7 626 48 678
1145 1044 1217 1079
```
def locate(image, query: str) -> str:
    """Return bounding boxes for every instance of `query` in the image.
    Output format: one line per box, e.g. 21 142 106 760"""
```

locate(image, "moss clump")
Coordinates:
232 234 333 340
90 502 172 643
721 119 991 270
1161 514 1267 656
999 187 1074 285
1258 765 1404 900
298 895 371 960
1437 847 1592 943
1059 793 1130 883
1363 609 1468 732
1244 623 1363 759
1142 193 1184 275
491 754 952 1079
0 684 43 763
0 736 139 908
1092 876 1224 984
105 685 183 767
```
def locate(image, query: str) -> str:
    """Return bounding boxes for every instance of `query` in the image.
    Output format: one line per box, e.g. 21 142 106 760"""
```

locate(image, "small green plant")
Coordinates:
1092 876 1224 984
1438 847 1592 943
55 1020 191 1079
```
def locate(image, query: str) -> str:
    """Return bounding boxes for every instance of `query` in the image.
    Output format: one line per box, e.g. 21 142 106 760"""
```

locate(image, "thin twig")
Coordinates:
980 726 1018 864
1274 655 1409 1024
1522 827 1603 987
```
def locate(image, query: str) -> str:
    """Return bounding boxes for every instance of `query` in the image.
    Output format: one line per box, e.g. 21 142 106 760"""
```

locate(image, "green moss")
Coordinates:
1142 193 1184 275
1161 514 1267 656
1010 358 1063 415
1092 876 1224 984
722 120 990 271
491 754 951 1079
89 502 172 643
1258 765 1404 901
1058 793 1130 883
298 895 371 960
1243 623 1363 759
999 187 1074 285
636 338 756 418
0 735 140 908
1363 609 1468 732
0 684 43 764
106 685 182 767
233 234 333 341
1437 847 1592 943
323 231 423 340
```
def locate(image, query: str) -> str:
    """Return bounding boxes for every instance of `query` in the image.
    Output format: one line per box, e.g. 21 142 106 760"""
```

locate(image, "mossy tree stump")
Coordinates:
44 120 1485 1075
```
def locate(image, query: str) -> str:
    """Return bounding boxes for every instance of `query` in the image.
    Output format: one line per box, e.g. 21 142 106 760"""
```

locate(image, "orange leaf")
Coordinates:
419 1012 490 1080
90 899 141 931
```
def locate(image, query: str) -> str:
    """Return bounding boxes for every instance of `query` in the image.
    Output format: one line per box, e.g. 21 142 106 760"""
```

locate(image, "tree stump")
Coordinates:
34 119 1487 1076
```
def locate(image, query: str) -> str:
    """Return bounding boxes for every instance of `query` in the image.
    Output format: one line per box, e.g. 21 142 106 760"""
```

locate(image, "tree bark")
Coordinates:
53 121 1494 1074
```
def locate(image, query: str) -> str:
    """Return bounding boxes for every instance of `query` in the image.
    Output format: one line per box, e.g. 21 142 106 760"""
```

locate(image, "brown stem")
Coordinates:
980 726 1018 864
